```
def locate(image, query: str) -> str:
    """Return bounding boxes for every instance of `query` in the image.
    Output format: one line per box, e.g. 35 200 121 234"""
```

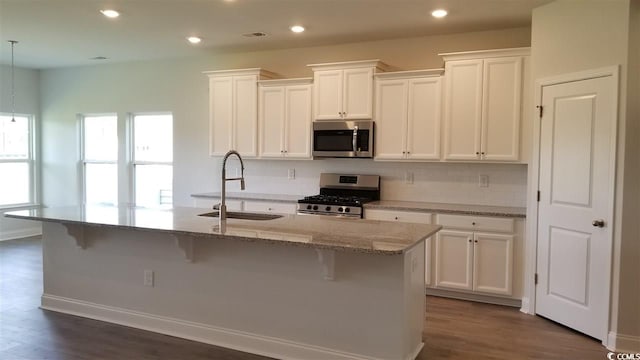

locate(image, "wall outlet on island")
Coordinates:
144 270 154 287
479 175 489 188
288 168 295 180
404 171 414 185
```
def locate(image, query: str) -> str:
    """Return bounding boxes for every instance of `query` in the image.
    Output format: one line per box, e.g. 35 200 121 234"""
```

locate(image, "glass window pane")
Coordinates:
0 115 29 159
0 162 30 205
84 115 117 161
85 163 118 205
135 164 172 208
134 114 172 162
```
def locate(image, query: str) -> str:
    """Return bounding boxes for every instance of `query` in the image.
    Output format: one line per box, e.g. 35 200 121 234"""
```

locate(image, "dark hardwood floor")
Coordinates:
1 237 608 359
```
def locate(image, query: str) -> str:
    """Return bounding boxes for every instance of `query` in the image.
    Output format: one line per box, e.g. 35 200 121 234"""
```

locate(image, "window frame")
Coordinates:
128 112 173 207
0 112 38 209
79 113 119 206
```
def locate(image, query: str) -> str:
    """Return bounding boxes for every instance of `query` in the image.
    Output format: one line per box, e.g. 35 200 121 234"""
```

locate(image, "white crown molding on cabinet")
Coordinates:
375 68 445 80
439 47 531 62
203 68 278 79
258 78 313 86
307 59 390 72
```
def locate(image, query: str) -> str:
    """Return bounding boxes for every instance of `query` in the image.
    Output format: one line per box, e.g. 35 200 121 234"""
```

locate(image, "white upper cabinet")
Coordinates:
441 48 529 162
205 68 276 157
258 78 313 159
308 60 388 120
374 70 443 161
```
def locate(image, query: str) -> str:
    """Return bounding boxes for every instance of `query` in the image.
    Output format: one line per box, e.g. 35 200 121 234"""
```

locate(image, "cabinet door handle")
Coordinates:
394 216 399 220
472 222 476 225
468 239 472 243
474 240 478 243
475 152 480 155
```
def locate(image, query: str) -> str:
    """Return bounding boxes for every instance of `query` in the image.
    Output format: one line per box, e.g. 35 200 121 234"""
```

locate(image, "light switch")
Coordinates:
479 175 489 188
288 168 295 180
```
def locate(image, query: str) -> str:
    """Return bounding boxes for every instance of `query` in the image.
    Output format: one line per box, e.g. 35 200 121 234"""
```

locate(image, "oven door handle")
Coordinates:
352 126 358 153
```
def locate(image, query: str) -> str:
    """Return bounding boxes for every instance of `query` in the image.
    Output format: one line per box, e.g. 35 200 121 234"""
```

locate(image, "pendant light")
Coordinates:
8 40 18 122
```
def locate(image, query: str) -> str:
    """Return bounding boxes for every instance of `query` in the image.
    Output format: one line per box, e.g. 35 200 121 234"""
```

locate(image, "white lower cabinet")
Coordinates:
434 214 514 296
364 209 433 286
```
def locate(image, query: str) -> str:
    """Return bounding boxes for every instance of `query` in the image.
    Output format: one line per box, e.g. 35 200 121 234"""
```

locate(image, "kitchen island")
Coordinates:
6 206 441 360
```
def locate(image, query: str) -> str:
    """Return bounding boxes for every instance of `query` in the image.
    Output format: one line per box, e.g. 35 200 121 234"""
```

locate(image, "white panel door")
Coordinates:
209 76 233 156
374 79 408 160
313 70 343 120
473 232 513 295
343 68 374 119
435 230 474 290
233 75 258 157
481 57 522 161
258 86 285 158
406 77 442 160
443 59 483 160
284 85 312 159
536 75 616 340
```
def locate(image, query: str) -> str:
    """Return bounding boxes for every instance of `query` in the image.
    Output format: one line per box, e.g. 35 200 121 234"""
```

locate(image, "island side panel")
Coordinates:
40 222 424 360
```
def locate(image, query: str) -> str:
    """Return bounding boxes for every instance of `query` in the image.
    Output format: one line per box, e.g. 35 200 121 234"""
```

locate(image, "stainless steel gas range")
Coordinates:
297 173 380 218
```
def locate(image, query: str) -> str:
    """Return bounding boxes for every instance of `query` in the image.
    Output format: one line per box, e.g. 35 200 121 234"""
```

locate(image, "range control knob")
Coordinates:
306 205 312 210
312 205 318 211
344 207 351 213
325 206 332 211
338 207 344 212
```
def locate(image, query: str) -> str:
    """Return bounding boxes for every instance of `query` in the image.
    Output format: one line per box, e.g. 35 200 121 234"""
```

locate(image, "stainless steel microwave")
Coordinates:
312 120 374 158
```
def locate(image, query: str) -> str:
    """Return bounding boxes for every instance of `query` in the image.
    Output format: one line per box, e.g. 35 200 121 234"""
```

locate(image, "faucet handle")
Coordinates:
212 203 220 210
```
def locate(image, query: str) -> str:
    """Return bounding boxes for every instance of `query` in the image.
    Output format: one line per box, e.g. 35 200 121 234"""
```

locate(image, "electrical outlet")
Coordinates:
144 270 154 287
287 168 295 180
479 175 489 188
405 171 414 184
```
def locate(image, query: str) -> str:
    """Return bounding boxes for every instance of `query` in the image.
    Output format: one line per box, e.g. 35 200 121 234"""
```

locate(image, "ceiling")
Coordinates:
0 0 551 69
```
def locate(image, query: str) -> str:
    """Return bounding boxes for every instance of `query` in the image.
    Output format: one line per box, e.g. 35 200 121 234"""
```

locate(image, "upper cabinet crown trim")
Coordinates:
203 68 278 79
258 78 313 86
307 59 390 72
375 68 444 80
439 47 531 62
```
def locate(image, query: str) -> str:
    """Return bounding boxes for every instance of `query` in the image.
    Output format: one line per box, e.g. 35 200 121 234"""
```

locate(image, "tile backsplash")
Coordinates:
217 159 528 208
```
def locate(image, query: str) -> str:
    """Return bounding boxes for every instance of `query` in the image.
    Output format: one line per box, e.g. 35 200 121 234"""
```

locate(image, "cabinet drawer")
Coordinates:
365 209 432 224
436 214 513 233
244 201 296 215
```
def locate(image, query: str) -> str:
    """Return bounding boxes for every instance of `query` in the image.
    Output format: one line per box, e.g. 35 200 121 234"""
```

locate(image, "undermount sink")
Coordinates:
198 211 283 221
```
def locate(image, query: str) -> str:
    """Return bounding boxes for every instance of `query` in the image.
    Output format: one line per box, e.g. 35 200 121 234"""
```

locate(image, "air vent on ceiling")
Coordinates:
89 56 108 60
242 32 268 37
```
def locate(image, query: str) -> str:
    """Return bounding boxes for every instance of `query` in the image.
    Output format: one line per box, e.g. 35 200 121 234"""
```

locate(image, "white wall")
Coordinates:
39 27 531 209
0 65 42 240
531 0 639 350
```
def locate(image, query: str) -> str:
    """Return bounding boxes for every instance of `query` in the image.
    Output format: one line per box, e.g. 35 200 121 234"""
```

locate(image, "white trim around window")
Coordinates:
0 113 38 209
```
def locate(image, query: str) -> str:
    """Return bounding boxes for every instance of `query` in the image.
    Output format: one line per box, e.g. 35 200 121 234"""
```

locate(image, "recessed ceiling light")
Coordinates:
431 9 448 18
100 9 120 18
187 36 202 44
290 25 305 33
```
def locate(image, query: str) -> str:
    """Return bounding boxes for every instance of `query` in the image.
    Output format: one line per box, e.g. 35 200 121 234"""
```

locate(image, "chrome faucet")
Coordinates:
219 150 246 221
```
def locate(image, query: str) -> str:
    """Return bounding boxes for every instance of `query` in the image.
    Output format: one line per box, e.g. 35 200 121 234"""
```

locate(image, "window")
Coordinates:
81 115 118 205
0 114 35 207
131 114 173 207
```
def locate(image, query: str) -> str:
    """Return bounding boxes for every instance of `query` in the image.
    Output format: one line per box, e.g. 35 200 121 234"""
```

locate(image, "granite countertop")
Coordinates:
5 206 440 255
364 201 526 218
191 192 301 203
191 192 526 218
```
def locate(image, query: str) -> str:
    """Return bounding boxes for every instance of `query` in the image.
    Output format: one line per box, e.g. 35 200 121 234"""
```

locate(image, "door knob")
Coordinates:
592 219 605 228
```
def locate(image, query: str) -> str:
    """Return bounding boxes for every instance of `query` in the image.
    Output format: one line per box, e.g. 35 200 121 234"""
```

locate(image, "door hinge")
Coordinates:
537 191 540 202
536 105 543 118
534 273 538 285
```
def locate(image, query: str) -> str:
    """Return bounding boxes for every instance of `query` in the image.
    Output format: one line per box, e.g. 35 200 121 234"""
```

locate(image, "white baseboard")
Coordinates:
0 227 42 241
426 288 521 307
41 294 412 360
519 297 534 315
607 331 640 353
